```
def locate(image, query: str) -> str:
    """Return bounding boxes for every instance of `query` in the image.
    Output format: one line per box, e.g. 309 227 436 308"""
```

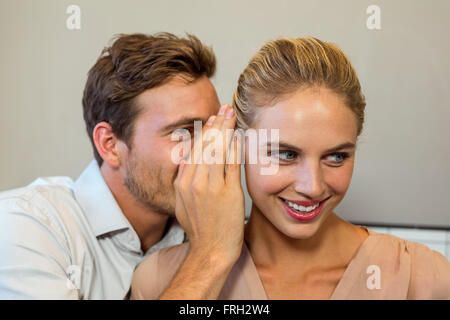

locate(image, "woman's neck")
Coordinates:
244 204 366 276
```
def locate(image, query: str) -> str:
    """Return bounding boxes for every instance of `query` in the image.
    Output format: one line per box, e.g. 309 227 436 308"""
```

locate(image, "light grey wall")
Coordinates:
1 0 449 228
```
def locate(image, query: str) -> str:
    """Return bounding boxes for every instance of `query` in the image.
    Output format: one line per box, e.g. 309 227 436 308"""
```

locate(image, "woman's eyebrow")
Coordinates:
324 142 356 153
264 141 356 153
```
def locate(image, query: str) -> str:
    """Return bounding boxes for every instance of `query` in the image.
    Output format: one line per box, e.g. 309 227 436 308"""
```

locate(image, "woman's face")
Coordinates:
244 86 358 239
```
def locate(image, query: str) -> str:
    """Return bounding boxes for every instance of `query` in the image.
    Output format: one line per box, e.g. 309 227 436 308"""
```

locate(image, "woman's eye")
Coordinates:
326 152 350 164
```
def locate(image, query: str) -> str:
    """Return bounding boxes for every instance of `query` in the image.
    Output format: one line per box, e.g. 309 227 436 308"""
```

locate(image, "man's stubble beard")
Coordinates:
123 152 176 217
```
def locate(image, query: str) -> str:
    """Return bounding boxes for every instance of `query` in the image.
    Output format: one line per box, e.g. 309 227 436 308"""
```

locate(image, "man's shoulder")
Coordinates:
0 176 93 299
0 176 76 208
0 176 81 234
1 176 74 199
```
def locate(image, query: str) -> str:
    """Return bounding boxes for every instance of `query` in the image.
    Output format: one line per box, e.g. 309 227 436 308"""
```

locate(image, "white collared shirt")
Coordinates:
0 160 185 299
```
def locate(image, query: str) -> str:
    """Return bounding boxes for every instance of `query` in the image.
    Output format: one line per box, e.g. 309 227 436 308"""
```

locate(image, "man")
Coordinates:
0 32 222 299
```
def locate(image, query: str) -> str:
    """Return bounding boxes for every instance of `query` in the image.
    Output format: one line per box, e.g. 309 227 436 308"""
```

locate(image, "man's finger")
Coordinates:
194 104 229 182
225 129 242 185
209 105 236 184
179 114 214 185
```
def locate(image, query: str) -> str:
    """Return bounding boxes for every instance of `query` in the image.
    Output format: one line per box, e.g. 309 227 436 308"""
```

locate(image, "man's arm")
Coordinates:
158 104 245 299
158 247 236 300
0 202 79 299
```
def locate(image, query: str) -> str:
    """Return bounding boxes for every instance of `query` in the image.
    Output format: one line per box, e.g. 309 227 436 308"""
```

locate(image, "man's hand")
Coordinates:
160 104 245 299
175 104 245 262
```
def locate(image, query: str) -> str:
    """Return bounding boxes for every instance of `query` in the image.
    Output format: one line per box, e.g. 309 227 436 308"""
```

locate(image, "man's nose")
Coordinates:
293 160 326 200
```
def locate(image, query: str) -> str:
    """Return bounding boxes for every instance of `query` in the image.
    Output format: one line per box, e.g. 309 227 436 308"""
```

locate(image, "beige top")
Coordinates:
131 227 450 299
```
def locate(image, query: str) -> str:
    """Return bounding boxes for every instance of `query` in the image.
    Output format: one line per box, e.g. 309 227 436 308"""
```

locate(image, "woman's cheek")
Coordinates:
325 164 354 196
245 163 289 199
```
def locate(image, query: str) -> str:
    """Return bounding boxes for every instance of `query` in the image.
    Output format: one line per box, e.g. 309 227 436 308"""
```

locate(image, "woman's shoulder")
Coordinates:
366 227 448 265
131 242 190 299
155 241 191 264
366 228 450 299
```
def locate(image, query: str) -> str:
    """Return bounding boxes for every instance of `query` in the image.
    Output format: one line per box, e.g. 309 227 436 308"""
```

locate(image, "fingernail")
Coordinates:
206 115 216 126
218 105 228 116
225 108 235 119
178 160 185 172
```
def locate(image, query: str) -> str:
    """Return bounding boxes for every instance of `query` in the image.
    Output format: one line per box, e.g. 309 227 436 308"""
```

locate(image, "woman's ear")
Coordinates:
92 122 122 168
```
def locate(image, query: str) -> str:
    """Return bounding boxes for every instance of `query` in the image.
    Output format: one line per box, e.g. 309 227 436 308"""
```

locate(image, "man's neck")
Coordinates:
100 164 170 253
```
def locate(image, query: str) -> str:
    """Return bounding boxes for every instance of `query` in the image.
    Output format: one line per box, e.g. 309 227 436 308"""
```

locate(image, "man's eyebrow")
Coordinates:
264 141 356 153
160 117 206 133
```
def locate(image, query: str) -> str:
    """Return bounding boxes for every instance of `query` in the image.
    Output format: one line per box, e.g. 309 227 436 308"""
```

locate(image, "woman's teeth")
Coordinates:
284 199 320 213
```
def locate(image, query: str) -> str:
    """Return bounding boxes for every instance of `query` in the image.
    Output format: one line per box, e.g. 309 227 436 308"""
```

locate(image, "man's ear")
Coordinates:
93 122 124 168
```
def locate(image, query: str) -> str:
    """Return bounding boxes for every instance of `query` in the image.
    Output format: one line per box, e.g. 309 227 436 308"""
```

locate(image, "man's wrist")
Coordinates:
186 245 240 275
158 245 241 300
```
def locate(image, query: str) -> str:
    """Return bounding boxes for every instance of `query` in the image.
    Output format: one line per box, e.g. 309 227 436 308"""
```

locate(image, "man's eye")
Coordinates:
326 152 350 164
270 150 297 161
184 127 195 135
173 127 193 136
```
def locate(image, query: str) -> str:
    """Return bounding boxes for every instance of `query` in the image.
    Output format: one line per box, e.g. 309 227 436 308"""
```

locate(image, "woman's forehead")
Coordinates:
248 90 357 149
251 88 358 146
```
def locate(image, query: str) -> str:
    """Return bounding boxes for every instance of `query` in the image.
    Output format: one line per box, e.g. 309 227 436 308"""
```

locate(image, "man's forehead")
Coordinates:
138 76 217 112
135 91 218 133
135 104 212 133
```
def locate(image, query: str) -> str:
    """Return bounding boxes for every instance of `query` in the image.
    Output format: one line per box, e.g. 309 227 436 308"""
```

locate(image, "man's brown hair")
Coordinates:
82 32 216 166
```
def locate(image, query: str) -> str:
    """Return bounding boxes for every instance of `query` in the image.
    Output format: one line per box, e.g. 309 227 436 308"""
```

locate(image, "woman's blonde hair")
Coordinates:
232 37 366 136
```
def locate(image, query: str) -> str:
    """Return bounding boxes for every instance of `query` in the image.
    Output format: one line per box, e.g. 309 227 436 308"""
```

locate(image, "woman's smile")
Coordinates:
278 196 331 222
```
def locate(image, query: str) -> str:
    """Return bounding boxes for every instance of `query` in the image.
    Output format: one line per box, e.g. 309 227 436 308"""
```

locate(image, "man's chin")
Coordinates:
142 202 175 217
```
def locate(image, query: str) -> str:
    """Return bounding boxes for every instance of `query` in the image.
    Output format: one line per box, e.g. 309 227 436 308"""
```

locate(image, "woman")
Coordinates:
131 37 450 299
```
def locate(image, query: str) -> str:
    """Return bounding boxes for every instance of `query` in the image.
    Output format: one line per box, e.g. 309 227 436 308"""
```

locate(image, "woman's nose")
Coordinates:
293 161 326 200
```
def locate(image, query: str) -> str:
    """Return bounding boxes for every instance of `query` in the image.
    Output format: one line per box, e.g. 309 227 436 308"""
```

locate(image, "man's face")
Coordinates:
120 76 220 216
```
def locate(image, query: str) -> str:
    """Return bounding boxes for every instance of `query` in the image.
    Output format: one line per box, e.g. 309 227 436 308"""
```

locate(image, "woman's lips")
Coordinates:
282 199 321 206
279 196 329 222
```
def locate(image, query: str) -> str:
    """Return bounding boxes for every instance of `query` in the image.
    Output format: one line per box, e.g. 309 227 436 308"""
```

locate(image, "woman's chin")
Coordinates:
269 207 334 240
250 199 335 241
279 222 321 240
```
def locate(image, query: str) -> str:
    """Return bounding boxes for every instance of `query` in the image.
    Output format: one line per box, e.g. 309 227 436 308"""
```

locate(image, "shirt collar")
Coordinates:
74 160 130 237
